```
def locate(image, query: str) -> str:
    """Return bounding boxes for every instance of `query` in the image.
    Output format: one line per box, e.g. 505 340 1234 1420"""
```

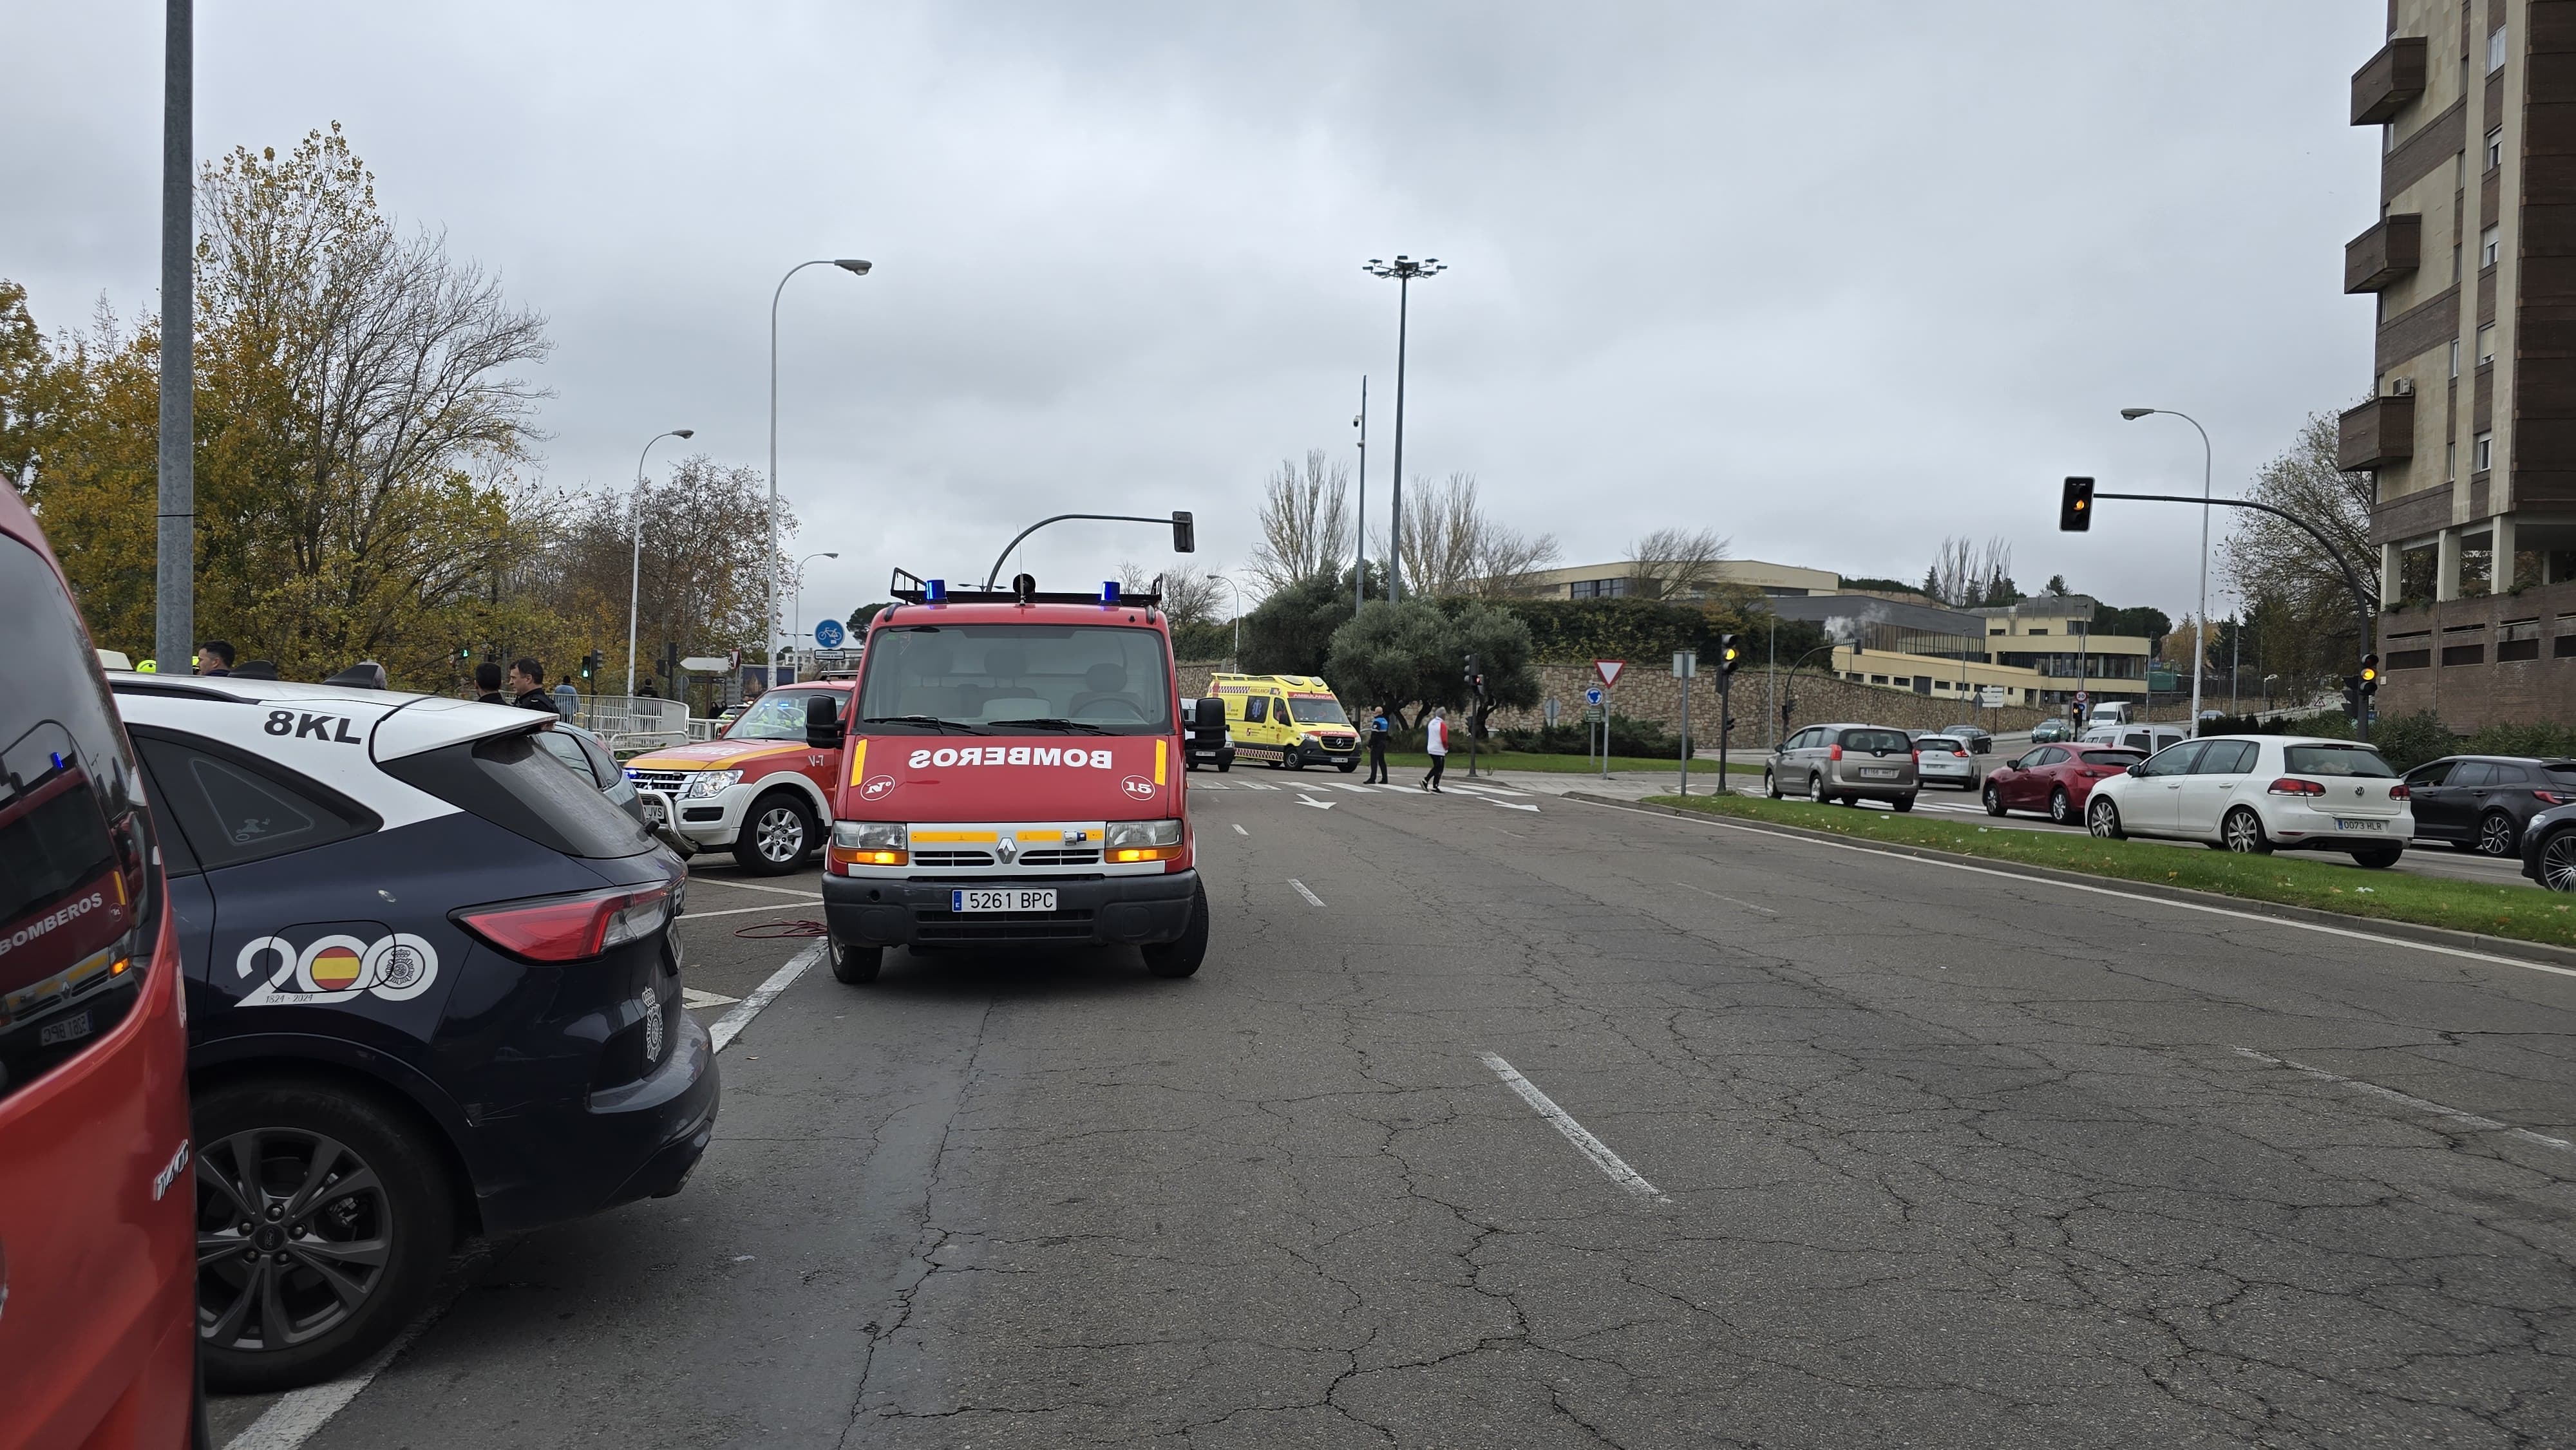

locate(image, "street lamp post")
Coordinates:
2121 406 2213 735
627 428 693 696
1352 376 1368 614
1216 576 1246 671
768 258 871 688
1363 256 1443 604
789 551 840 678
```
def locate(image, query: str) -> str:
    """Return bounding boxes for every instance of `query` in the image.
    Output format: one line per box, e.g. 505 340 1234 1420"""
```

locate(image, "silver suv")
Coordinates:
1767 722 1918 811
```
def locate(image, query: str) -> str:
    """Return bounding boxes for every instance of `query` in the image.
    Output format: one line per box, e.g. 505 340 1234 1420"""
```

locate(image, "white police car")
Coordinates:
106 672 718 1391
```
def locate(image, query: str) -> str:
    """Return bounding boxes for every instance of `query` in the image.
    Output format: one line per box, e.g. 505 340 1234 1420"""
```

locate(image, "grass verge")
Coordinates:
1636 792 2576 951
1381 750 1764 776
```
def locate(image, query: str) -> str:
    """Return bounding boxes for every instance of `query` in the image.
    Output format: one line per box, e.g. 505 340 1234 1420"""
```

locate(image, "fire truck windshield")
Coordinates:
858 625 1173 734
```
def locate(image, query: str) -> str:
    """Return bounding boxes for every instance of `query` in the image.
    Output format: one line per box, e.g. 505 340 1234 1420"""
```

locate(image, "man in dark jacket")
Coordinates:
1365 705 1392 784
474 661 506 704
195 639 234 676
506 657 554 713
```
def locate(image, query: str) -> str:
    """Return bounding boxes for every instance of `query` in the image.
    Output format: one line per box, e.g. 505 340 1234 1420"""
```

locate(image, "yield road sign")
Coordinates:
1595 659 1625 689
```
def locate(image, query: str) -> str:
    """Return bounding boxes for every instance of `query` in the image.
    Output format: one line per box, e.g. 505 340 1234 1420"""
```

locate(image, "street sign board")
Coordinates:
680 656 730 673
1595 659 1625 689
1582 705 1605 723
1584 686 1604 706
813 618 846 649
1672 651 1696 679
1544 698 1560 727
1978 686 2006 708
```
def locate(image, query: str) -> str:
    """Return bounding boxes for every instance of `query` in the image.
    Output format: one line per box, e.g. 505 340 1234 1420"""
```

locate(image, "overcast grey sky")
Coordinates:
5 2 2384 632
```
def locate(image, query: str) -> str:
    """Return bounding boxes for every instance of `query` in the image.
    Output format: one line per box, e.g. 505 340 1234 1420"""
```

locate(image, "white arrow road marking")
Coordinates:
1231 822 1249 835
680 986 741 1008
1297 795 1336 809
1289 879 1326 907
1479 1051 1667 1201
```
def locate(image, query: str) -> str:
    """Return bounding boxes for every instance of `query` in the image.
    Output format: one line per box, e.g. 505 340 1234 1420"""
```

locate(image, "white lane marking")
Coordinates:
222 1262 469 1450
1674 881 1776 915
1296 795 1337 810
680 986 741 1008
688 878 824 899
1240 782 1281 791
1232 822 1249 836
711 940 827 1054
1479 1052 1669 1202
1443 781 1530 796
1289 879 1326 907
1582 799 2576 983
1484 798 1541 813
2233 1047 2576 1154
1330 782 1374 793
682 903 816 921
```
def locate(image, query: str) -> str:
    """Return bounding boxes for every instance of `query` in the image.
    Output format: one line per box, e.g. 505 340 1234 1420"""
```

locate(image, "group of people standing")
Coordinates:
472 657 580 719
1358 702 1454 793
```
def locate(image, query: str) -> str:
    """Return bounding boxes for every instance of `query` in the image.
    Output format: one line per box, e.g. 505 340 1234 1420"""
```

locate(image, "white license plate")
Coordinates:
1860 767 1899 780
641 798 667 824
951 888 1058 913
2332 818 2385 832
39 1011 91 1048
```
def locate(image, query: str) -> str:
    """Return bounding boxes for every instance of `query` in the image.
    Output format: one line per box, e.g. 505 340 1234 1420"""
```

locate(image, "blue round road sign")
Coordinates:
814 618 846 649
1584 687 1604 705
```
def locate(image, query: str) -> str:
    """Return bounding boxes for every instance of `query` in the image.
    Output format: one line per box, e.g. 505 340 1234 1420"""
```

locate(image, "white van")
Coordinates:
2083 722 2186 755
2087 701 2135 727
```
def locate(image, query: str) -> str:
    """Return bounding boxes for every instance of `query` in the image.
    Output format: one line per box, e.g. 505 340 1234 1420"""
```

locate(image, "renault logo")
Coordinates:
997 838 1018 864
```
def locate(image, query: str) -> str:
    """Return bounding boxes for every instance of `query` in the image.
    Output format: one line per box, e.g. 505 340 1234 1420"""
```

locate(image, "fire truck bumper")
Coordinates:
822 869 1202 948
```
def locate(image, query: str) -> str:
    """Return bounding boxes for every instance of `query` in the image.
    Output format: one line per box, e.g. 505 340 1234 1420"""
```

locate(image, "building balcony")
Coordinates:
2351 37 2428 125
2338 392 2416 471
2345 214 2422 293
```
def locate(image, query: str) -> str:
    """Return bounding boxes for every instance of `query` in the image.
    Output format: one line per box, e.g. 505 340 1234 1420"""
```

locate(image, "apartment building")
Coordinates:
2342 0 2576 726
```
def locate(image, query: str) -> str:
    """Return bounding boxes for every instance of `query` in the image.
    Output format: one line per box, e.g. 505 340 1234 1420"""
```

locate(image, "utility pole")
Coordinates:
1363 256 1443 604
1353 376 1368 615
154 0 194 672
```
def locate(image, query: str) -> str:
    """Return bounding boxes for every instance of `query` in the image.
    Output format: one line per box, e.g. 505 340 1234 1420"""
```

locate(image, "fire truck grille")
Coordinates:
1016 848 1103 867
914 907 1098 943
626 769 688 795
913 849 997 868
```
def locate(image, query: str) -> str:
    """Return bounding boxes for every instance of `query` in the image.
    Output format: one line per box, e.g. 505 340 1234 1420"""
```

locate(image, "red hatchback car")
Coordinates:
0 480 199 1449
1983 743 2145 825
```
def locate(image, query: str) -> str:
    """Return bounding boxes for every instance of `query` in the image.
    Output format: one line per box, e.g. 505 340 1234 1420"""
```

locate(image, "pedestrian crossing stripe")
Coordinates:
1439 782 1530 796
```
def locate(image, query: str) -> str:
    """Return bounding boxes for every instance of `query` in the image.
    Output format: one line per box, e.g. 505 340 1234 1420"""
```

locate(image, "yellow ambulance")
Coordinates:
1206 673 1361 771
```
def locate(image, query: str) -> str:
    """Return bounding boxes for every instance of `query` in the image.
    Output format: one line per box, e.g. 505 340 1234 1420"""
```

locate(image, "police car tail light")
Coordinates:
829 820 907 867
1106 818 1183 863
455 884 673 963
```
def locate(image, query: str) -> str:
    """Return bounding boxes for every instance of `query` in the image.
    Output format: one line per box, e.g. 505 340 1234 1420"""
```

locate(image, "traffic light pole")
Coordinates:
2088 491 2376 740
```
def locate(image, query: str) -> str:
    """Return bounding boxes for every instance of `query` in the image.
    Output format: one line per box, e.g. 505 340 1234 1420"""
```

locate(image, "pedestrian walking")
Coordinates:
506 658 554 714
553 674 580 721
195 639 234 676
1421 706 1450 792
473 661 506 704
1365 704 1391 784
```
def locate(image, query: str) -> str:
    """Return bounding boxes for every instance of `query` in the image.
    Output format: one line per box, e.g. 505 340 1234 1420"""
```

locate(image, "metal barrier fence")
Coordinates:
569 696 692 753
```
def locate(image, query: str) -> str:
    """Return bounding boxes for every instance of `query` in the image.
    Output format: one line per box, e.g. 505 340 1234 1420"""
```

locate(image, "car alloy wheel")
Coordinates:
1765 770 1782 800
2542 832 2576 892
1982 783 2004 817
2222 806 2271 854
196 1128 393 1358
753 804 806 862
2087 797 2123 839
2047 787 2072 825
2477 811 2518 857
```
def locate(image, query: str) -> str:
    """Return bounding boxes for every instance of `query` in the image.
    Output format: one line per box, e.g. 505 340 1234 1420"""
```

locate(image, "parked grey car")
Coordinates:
1767 722 1918 810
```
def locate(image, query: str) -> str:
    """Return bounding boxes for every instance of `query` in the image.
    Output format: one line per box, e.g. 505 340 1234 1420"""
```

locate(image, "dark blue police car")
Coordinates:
108 672 719 1391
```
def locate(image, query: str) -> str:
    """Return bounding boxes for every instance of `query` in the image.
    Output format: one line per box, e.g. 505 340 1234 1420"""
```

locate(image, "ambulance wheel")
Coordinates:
1142 881 1209 979
1337 760 1357 773
734 791 814 875
194 1075 453 1392
828 935 881 984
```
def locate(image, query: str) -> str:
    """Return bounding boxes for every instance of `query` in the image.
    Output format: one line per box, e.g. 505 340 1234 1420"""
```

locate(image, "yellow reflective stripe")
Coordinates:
1154 739 1167 784
913 830 999 843
846 736 867 787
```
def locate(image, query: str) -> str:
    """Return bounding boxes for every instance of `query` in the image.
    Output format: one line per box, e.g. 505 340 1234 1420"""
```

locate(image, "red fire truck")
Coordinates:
811 574 1208 983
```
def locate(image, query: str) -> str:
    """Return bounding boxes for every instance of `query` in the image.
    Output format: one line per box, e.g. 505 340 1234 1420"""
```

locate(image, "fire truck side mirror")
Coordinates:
1171 511 1196 554
804 693 846 749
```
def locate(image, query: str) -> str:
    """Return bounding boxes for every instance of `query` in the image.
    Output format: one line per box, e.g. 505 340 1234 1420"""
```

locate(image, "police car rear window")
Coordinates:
382 730 654 859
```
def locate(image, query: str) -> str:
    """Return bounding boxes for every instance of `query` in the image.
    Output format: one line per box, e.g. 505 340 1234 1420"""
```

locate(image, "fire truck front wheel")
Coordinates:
734 790 817 875
828 934 882 984
1141 880 1209 979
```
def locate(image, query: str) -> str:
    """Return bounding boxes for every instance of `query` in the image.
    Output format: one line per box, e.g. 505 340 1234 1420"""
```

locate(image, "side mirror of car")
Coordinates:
805 694 846 749
2126 763 2145 777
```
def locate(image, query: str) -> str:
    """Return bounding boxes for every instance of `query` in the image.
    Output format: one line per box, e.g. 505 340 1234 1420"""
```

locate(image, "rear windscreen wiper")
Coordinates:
986 717 1115 735
859 715 987 734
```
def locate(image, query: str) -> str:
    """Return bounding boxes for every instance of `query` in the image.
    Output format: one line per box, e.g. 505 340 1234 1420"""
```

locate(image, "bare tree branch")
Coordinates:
1246 449 1351 593
1625 526 1730 599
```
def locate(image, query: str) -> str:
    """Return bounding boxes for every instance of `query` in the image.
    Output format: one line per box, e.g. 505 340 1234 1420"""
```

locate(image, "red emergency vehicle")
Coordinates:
0 479 198 1449
814 574 1208 982
621 680 857 874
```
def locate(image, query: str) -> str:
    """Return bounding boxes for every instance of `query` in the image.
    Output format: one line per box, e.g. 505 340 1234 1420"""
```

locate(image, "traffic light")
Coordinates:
580 650 600 681
1717 633 1741 679
2060 476 2094 532
2343 675 2363 718
2360 653 2380 696
456 644 473 662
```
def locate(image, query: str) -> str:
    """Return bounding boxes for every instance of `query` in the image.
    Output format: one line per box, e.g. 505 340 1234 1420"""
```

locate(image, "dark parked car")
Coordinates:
2400 755 2576 856
2521 800 2576 890
2030 718 2074 744
1939 723 1993 755
109 673 717 1390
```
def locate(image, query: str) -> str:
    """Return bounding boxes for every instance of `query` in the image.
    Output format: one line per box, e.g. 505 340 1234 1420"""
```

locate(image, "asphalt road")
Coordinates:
221 773 2576 1448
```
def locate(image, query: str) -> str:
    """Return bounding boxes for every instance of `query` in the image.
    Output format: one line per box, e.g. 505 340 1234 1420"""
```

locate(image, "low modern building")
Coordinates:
1757 593 2152 709
1513 558 1839 601
2342 0 2576 726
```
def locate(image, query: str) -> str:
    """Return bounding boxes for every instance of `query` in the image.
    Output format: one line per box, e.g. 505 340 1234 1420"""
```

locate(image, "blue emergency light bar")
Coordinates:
1101 581 1120 605
925 578 947 603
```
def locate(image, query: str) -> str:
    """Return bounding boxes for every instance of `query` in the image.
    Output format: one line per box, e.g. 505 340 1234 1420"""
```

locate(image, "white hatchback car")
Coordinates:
2084 735 2413 866
1911 733 1982 791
